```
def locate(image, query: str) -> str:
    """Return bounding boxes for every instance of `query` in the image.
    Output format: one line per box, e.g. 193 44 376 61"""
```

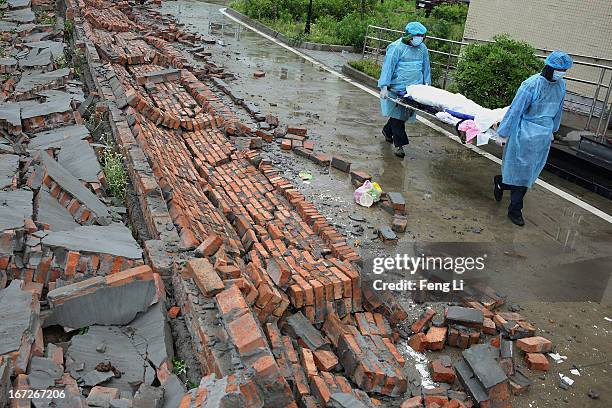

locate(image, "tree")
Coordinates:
305 0 314 34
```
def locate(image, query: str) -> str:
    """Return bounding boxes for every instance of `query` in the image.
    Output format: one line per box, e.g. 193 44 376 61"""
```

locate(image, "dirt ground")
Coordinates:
160 1 612 406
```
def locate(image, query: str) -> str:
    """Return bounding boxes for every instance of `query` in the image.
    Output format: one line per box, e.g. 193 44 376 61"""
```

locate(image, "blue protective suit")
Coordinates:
498 73 566 187
378 39 431 121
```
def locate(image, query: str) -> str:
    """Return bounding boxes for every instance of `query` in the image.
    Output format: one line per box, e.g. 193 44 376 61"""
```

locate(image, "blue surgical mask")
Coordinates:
552 71 566 81
411 37 423 46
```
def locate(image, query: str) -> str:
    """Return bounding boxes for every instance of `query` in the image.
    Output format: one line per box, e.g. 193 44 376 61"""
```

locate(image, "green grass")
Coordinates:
100 136 127 201
348 58 381 79
35 10 57 25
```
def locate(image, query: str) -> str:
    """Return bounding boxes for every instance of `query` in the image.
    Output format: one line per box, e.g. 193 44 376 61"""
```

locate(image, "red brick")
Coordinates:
298 347 318 378
442 400 465 408
516 336 552 353
267 257 291 288
525 353 549 371
424 396 449 407
409 333 427 352
287 127 307 136
216 285 249 316
401 396 423 408
431 359 456 383
312 349 338 372
281 139 292 150
411 308 436 333
195 233 222 257
64 251 79 277
228 313 266 355
168 306 181 318
425 327 447 351
186 258 224 297
483 317 497 335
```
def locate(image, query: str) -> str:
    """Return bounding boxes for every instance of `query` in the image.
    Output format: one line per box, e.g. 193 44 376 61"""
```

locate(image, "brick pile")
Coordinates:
39 0 561 407
93 30 156 65
0 0 146 287
82 3 132 32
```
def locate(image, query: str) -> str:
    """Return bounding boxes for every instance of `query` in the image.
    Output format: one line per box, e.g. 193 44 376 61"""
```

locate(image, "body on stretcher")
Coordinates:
387 89 507 147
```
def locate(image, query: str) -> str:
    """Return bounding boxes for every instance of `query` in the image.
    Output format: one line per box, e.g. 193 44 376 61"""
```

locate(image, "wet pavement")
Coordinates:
164 1 611 406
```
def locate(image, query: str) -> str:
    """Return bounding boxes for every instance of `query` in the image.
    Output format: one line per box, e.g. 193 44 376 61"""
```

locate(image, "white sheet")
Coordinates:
405 85 508 132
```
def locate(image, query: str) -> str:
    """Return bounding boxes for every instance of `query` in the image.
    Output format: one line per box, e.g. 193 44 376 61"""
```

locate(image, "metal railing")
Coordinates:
362 25 612 140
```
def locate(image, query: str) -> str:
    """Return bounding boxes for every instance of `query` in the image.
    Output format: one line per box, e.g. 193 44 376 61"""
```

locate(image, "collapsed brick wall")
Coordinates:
65 0 412 404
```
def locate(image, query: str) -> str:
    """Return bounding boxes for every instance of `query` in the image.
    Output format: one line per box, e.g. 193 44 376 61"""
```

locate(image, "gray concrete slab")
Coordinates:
132 384 163 408
454 358 489 405
20 93 72 119
0 358 10 408
128 303 174 368
0 280 38 357
45 267 157 328
161 374 186 408
66 304 173 395
0 21 19 32
0 57 17 73
28 124 90 150
35 187 80 231
40 153 110 219
58 139 101 183
0 189 33 231
463 345 507 389
38 88 85 105
41 224 142 259
0 154 19 189
82 369 115 387
28 356 63 389
0 136 14 154
67 325 156 394
18 48 53 70
15 68 71 94
0 102 22 128
21 31 54 43
446 306 484 327
25 41 66 59
4 8 35 24
7 0 31 9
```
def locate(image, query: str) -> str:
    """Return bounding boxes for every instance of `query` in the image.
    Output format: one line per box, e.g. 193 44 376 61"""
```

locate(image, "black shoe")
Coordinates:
382 129 393 143
394 146 405 158
493 176 503 202
508 212 525 226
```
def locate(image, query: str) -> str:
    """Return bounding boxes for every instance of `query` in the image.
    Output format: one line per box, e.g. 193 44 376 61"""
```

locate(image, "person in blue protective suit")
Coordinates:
378 21 431 158
494 50 573 226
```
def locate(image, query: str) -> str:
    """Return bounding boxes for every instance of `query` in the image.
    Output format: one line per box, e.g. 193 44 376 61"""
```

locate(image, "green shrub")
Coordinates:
453 35 544 108
230 0 467 49
430 3 468 24
172 359 187 376
348 58 381 79
64 19 74 39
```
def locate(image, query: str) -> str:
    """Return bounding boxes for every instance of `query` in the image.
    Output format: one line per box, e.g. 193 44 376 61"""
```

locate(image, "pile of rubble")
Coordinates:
0 0 560 406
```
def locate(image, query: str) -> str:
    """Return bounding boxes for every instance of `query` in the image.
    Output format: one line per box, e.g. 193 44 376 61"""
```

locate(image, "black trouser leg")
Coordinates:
496 175 527 217
508 187 527 217
382 119 394 141
385 117 409 148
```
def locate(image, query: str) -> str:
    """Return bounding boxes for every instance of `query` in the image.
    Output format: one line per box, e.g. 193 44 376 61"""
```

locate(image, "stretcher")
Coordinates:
387 89 507 147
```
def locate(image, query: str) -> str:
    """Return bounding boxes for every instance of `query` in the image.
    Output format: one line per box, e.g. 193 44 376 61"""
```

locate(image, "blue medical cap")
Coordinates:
545 51 573 70
405 22 427 35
